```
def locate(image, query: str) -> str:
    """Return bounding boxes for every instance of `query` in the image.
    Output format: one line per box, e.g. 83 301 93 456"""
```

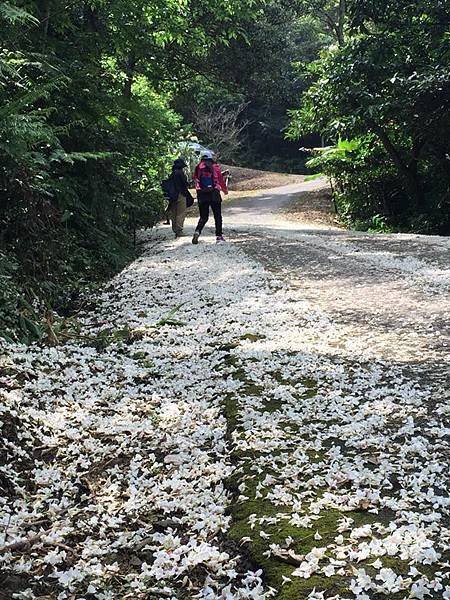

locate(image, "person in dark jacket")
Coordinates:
169 158 193 238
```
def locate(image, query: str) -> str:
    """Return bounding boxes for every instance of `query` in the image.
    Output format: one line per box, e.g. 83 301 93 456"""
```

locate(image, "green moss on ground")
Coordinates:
239 333 267 342
223 393 240 438
222 353 446 599
262 398 284 413
223 359 350 597
227 459 350 598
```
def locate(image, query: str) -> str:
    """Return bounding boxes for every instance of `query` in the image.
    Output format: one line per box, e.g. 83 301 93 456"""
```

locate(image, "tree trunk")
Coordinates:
430 143 450 187
83 5 101 32
37 0 50 37
123 57 136 100
336 0 346 46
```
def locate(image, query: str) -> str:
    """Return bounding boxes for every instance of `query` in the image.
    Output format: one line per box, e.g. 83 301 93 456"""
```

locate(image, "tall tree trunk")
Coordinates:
336 0 346 46
123 56 136 100
430 143 450 187
37 0 50 37
83 5 101 32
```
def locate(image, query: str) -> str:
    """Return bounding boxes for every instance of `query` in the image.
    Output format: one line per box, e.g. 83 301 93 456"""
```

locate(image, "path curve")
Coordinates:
219 180 450 377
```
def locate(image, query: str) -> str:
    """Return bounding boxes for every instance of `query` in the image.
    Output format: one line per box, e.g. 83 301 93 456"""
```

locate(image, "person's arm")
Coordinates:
193 164 200 190
180 170 190 195
216 165 228 194
182 171 194 201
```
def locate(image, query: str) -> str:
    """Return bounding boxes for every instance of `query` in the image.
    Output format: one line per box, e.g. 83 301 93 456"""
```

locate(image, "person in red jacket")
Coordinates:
192 152 228 244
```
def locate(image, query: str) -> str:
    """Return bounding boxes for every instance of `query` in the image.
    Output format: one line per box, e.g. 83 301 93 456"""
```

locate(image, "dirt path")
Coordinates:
222 180 450 372
219 183 450 598
2 179 449 599
224 179 329 225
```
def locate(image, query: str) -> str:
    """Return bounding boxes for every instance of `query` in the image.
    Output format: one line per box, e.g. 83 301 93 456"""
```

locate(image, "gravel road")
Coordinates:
221 180 450 386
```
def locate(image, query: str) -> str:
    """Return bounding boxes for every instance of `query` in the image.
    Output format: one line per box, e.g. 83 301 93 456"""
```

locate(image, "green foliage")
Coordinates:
0 2 39 25
3 0 448 343
293 0 347 45
0 0 259 342
173 2 331 170
289 0 450 233
0 253 21 343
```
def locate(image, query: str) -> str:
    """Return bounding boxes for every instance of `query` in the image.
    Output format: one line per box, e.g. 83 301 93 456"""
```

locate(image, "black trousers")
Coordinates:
195 190 223 236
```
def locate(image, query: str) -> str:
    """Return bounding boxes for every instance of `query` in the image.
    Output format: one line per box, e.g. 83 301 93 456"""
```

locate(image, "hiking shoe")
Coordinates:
192 231 200 245
216 235 225 243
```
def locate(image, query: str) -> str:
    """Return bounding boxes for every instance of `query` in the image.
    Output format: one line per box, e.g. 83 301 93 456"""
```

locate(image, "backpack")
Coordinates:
161 176 178 201
198 165 215 191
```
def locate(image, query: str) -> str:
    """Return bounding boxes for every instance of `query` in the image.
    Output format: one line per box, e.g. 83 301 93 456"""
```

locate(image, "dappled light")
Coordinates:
1 1 449 598
2 220 449 597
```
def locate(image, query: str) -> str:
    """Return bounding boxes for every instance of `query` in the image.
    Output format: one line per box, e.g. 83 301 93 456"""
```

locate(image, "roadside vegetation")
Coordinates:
287 2 450 234
0 0 258 342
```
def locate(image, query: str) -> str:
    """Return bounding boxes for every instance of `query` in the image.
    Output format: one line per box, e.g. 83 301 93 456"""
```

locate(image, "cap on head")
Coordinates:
173 158 187 169
201 151 214 161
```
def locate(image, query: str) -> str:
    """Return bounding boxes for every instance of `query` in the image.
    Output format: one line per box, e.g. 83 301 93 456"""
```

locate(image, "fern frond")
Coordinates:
0 2 39 25
0 78 66 120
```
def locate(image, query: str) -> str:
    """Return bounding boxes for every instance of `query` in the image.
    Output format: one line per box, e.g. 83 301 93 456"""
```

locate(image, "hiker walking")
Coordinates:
162 158 193 238
192 152 228 244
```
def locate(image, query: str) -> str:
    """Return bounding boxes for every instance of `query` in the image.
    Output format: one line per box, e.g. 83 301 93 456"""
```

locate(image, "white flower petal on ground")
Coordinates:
1 228 449 598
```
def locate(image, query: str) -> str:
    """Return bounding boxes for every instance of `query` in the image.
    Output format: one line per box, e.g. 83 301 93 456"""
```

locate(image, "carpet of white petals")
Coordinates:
1 223 449 600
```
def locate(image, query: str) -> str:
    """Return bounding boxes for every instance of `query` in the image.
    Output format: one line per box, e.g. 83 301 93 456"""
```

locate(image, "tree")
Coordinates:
295 0 347 45
0 0 262 341
174 1 331 171
288 0 450 231
191 102 250 161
